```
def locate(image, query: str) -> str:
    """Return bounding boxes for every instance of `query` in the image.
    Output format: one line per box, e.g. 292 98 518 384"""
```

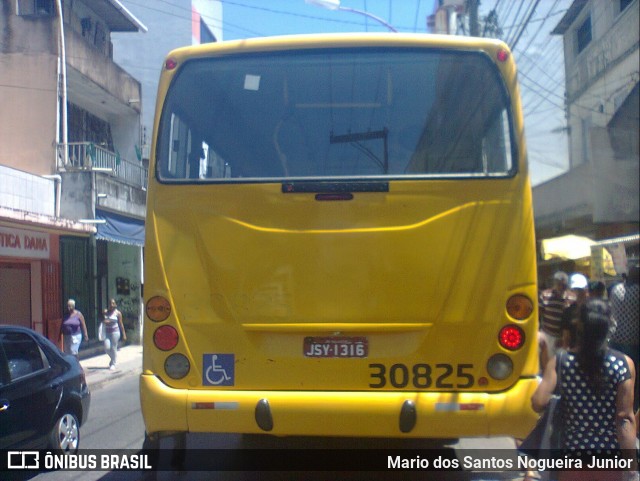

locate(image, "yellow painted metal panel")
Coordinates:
140 374 538 438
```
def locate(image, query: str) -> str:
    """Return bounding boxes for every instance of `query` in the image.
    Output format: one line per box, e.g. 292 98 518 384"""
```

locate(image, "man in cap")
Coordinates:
560 272 589 349
538 271 576 371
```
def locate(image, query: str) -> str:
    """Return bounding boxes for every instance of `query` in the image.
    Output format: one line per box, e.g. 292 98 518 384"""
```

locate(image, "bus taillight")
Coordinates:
165 58 178 70
154 325 179 351
487 354 513 380
165 353 190 379
497 49 509 62
146 296 171 322
506 294 533 320
498 325 524 350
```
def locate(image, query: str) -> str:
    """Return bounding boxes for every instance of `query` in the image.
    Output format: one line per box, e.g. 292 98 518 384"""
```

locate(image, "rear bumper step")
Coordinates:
140 374 538 439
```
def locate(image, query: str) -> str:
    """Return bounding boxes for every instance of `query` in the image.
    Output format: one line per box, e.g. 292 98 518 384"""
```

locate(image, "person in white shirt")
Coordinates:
103 298 127 370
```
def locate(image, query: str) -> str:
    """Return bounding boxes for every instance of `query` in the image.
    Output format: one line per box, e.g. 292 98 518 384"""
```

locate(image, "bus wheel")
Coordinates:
170 432 187 470
142 432 161 479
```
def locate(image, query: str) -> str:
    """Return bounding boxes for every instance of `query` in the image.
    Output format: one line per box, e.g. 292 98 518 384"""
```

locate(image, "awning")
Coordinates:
541 234 595 260
95 209 145 247
596 233 640 247
541 234 616 276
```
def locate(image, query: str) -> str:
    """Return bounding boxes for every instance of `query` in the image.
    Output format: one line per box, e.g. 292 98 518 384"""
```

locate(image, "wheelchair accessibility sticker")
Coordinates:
203 354 235 386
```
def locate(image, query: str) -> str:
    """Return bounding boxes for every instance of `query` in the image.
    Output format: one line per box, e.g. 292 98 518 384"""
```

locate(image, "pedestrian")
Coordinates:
103 298 126 370
531 299 637 481
59 299 88 357
538 271 576 372
560 273 589 349
588 280 606 300
609 264 639 410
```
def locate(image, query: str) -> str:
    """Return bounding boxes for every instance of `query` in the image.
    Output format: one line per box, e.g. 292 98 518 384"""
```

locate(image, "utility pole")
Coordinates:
467 0 480 36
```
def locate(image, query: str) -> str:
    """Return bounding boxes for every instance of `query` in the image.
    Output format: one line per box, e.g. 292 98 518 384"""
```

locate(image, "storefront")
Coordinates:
95 209 145 343
538 233 639 290
0 224 67 339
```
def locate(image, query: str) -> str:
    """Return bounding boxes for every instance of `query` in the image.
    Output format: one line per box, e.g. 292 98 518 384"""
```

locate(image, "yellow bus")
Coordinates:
141 33 539 446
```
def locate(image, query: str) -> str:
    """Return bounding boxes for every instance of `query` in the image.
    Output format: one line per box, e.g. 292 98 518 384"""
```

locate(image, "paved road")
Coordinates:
25 374 144 481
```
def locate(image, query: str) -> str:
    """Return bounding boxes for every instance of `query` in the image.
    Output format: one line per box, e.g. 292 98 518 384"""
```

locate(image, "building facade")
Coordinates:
111 0 223 161
534 0 639 286
0 0 147 344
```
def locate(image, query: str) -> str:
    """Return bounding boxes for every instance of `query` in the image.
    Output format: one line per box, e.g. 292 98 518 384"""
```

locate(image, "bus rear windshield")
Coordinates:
157 48 515 182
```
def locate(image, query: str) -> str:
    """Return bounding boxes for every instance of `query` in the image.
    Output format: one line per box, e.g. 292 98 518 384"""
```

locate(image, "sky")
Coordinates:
122 0 573 187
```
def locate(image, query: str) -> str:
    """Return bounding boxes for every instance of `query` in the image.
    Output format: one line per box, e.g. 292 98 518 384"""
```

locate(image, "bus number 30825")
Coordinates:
368 363 474 389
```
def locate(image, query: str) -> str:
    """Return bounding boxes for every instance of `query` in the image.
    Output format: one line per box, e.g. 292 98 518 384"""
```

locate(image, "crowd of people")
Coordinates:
531 265 639 481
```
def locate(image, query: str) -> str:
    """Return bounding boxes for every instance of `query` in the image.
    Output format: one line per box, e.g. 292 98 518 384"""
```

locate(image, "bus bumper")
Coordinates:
140 374 538 439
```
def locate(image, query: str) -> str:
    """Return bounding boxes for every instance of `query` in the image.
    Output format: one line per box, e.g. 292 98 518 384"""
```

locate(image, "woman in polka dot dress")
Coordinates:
532 299 637 481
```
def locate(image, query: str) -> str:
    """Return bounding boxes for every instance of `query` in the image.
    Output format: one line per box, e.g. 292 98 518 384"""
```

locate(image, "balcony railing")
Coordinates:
58 142 148 189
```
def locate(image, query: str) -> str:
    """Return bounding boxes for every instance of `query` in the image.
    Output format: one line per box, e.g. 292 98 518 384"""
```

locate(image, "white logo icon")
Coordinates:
205 354 232 385
7 451 40 469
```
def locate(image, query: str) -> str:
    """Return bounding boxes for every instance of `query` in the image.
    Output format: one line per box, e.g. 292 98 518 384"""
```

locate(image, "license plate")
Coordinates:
303 336 368 358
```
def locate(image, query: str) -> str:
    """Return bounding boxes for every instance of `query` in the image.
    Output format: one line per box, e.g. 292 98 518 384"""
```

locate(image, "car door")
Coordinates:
0 329 60 449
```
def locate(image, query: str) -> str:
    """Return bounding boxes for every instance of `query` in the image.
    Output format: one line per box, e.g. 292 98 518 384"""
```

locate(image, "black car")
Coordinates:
0 325 90 452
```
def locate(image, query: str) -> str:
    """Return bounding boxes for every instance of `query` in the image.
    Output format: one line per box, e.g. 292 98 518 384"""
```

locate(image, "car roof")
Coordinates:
0 325 40 333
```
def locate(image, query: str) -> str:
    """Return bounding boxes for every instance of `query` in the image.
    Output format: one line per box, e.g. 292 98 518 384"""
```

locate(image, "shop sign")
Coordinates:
0 226 50 259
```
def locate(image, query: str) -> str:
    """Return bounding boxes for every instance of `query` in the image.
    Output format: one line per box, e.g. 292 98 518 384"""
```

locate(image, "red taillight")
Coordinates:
165 58 178 70
498 325 524 350
497 49 509 62
154 325 179 351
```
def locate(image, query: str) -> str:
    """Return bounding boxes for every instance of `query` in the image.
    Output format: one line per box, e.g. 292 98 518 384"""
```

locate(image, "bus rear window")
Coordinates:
157 48 515 182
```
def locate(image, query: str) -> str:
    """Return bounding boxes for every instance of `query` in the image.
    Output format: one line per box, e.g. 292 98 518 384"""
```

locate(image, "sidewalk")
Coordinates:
80 344 143 390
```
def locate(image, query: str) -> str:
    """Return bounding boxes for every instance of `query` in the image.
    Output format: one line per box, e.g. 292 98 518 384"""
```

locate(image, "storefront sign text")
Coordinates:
0 226 50 259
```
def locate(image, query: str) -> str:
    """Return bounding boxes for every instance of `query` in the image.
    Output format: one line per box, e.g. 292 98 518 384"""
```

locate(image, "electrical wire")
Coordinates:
413 0 421 32
0 83 56 92
510 0 542 51
124 0 264 37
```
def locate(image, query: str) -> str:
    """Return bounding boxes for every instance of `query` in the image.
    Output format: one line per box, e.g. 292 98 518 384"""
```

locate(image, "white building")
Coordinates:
534 0 638 285
0 0 147 344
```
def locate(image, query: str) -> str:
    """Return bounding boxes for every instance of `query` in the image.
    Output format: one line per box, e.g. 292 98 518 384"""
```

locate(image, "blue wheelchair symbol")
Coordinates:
203 354 234 386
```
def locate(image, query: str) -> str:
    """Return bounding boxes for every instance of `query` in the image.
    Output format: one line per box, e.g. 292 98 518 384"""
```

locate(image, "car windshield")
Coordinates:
157 48 514 182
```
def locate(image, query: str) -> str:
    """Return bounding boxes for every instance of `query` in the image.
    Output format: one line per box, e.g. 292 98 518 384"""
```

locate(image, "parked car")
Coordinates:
0 325 90 452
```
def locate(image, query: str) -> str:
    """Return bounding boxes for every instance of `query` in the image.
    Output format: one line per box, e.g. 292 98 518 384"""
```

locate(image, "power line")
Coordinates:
510 0 542 51
500 6 565 30
520 72 565 107
504 2 522 43
413 0 421 32
0 83 56 93
124 0 264 37
518 49 564 92
501 2 567 118
220 0 419 32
